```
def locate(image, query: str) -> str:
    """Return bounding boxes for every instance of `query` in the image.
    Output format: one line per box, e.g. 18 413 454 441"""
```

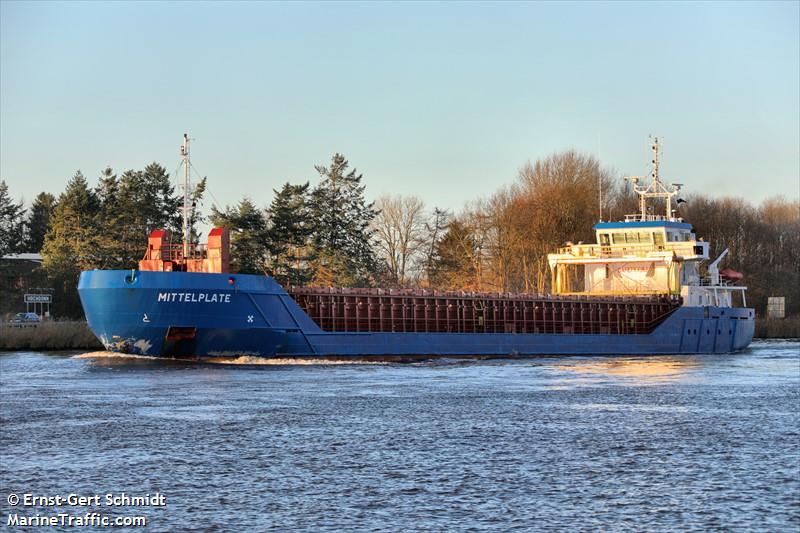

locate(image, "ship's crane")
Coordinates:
708 248 729 286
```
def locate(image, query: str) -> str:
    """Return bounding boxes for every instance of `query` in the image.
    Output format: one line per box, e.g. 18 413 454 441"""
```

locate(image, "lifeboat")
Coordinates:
719 267 744 282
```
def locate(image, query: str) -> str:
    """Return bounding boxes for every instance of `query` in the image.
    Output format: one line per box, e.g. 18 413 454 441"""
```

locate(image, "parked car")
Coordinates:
11 312 40 327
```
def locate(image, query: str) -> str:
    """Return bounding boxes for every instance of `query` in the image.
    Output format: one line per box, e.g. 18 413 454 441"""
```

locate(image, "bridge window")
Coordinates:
611 232 653 244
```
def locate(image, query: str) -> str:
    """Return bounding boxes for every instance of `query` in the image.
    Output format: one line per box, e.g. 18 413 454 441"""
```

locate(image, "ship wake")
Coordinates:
204 356 386 365
72 351 385 365
73 351 160 360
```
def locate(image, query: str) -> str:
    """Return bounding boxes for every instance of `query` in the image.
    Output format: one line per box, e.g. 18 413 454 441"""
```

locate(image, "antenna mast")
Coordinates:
651 137 663 215
180 133 191 258
598 171 603 222
624 137 683 221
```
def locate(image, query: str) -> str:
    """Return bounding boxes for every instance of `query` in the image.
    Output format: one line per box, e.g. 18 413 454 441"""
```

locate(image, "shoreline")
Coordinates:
1 318 797 352
754 316 800 339
0 321 102 351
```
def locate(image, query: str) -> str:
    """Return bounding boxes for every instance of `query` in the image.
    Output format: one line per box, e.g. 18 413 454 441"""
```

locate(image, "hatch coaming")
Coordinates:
288 286 682 335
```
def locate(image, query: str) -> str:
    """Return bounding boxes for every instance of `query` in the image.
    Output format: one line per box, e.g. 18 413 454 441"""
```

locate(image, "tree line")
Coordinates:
211 154 379 287
1 150 797 318
0 164 185 315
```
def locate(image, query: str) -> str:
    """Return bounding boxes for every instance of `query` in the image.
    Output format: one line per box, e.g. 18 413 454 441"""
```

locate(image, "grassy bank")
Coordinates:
754 316 800 339
0 321 102 351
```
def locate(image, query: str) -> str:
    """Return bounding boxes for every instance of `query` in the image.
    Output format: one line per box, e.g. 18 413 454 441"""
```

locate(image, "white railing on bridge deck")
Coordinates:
623 214 684 223
556 242 700 259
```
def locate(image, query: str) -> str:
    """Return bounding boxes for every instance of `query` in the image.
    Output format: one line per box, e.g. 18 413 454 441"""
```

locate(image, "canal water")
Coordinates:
1 340 798 531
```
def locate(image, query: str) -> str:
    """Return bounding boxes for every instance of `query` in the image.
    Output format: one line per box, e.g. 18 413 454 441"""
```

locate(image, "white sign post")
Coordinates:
24 293 53 319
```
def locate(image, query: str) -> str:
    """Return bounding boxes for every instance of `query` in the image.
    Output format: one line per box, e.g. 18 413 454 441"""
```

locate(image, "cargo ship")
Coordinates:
78 137 754 359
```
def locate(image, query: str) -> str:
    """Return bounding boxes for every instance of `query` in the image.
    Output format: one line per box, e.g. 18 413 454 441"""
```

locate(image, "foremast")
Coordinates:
138 134 231 273
180 133 192 259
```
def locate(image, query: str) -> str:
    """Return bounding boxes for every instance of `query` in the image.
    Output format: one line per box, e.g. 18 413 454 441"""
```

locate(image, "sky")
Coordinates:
1 1 798 215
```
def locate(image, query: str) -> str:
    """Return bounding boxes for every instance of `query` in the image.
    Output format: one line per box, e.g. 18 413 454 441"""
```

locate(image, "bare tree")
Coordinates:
462 199 494 291
372 194 427 287
423 151 616 294
419 207 450 287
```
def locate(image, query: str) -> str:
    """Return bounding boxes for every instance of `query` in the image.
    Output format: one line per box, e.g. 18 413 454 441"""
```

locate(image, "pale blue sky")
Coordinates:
1 1 798 213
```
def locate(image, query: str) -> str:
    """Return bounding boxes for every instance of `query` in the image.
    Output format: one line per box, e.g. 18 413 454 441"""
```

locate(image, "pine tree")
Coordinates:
42 171 100 273
210 199 268 274
0 180 26 256
188 176 207 244
114 170 149 265
265 182 314 286
422 207 450 287
113 163 181 266
309 154 378 286
141 162 181 234
429 219 478 290
23 192 57 253
93 167 127 267
95 167 119 208
41 171 101 316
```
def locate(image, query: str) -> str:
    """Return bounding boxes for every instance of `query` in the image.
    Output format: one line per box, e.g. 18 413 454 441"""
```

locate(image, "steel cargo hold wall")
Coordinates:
288 287 681 336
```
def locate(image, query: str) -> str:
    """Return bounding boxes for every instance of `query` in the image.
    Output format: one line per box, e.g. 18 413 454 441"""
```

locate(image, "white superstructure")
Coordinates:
547 139 747 308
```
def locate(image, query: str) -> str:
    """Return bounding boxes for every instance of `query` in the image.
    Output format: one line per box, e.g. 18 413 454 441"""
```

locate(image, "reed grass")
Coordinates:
0 321 103 351
754 316 800 339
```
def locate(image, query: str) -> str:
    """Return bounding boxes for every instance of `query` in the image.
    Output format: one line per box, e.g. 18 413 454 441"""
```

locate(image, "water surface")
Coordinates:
1 341 798 531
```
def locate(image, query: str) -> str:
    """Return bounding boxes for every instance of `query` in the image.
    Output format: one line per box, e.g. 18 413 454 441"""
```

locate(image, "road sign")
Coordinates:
24 294 52 303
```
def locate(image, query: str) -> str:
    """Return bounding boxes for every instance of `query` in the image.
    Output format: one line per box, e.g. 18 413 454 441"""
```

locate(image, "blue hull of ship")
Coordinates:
78 270 755 358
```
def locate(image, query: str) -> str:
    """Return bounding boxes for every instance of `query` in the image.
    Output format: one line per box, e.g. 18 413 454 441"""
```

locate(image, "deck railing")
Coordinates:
623 214 684 223
142 243 208 262
555 242 700 258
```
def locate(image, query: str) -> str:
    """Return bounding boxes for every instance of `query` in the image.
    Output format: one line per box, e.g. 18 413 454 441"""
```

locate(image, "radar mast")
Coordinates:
625 137 683 221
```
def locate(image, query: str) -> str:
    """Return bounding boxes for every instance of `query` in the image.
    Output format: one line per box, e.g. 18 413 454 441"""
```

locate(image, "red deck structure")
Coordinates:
139 228 230 273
